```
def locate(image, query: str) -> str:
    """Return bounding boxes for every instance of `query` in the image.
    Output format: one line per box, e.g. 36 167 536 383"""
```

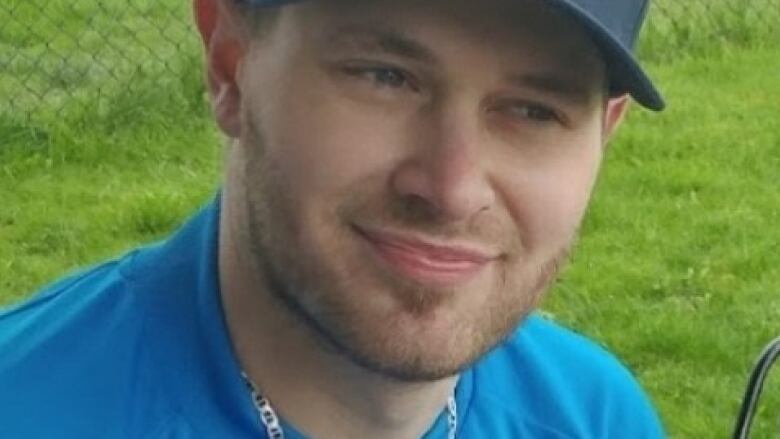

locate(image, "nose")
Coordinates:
390 103 496 221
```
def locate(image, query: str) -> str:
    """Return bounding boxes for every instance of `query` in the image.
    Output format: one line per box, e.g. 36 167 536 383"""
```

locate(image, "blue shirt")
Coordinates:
0 199 665 438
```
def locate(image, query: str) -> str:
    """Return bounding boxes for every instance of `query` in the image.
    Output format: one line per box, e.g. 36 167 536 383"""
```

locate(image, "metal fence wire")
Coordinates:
1 0 779 122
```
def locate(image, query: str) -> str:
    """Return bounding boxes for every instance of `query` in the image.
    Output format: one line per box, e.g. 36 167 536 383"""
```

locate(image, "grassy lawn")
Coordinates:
2 0 780 437
547 46 780 437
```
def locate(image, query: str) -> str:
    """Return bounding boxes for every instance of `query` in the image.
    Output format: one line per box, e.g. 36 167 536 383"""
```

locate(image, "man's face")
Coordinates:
230 0 621 381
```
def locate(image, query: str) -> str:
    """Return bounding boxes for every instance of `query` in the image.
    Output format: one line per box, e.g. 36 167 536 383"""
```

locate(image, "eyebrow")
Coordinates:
323 24 439 65
505 73 597 104
323 24 601 104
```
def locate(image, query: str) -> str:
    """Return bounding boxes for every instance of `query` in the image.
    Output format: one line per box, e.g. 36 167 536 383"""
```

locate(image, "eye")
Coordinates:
503 102 561 123
342 65 417 91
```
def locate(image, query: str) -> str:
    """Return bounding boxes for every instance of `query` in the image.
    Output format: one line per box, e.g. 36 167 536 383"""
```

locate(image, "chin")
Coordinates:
286 261 532 382
341 304 524 383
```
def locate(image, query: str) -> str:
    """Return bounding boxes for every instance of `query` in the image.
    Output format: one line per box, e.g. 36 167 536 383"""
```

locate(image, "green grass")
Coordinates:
640 0 780 61
2 1 780 437
545 46 780 437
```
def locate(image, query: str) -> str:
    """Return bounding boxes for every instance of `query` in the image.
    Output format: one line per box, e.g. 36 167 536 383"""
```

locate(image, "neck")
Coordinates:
218 184 457 439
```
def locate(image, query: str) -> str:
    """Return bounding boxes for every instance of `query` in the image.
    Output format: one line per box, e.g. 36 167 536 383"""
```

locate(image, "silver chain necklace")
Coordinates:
241 372 458 439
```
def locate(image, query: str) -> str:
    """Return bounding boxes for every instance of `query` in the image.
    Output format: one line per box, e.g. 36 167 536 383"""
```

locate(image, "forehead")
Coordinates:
285 0 605 75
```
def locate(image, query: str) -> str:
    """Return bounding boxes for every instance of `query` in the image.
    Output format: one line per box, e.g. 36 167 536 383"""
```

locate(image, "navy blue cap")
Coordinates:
242 0 665 111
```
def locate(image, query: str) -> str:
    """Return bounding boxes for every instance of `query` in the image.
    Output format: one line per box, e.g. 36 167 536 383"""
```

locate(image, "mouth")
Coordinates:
353 225 498 287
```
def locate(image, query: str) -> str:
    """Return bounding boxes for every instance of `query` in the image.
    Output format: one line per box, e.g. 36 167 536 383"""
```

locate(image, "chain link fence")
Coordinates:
639 0 780 60
2 0 200 125
1 0 779 123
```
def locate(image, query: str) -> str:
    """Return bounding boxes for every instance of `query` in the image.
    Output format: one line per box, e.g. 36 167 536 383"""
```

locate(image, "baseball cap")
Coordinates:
241 0 665 111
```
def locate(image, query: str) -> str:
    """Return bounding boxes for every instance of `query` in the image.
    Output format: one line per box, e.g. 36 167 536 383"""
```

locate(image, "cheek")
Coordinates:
248 67 411 206
498 140 603 252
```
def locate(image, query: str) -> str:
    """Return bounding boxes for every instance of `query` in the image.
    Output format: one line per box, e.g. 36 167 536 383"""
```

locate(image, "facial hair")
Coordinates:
239 112 572 383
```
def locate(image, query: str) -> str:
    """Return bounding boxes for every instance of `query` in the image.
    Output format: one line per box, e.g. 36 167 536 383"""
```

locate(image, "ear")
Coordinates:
194 0 248 138
602 94 631 144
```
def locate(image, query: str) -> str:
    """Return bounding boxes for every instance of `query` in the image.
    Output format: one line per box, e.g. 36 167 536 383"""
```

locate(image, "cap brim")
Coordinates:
547 0 665 111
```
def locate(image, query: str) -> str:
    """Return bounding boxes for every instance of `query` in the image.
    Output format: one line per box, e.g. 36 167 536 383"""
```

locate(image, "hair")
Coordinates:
232 1 283 38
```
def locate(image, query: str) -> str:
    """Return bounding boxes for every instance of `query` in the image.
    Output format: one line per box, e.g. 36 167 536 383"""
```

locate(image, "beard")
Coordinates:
239 117 571 383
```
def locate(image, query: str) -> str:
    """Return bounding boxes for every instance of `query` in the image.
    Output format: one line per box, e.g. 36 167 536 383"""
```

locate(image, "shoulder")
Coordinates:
466 314 666 438
0 250 176 438
0 255 139 349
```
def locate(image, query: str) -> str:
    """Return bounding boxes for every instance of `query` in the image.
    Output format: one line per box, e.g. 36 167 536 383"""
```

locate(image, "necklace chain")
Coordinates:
446 395 457 439
241 372 457 439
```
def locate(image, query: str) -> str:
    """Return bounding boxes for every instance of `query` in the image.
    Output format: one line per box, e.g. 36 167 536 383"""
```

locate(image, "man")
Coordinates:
0 0 666 437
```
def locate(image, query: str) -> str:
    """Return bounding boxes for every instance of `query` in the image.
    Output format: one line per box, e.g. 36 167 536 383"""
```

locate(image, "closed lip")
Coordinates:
353 224 500 268
352 224 500 287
